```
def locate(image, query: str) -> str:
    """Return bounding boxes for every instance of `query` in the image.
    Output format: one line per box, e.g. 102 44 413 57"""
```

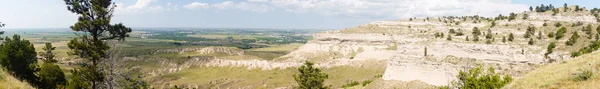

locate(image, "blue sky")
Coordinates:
0 0 598 29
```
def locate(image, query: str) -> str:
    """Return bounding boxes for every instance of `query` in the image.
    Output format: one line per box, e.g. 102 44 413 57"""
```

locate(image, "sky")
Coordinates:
0 0 598 29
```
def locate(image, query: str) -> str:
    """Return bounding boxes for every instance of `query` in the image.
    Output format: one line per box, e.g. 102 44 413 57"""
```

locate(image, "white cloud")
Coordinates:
248 0 269 2
214 1 273 12
115 0 164 15
184 2 210 10
181 0 527 19
184 1 273 12
267 0 528 19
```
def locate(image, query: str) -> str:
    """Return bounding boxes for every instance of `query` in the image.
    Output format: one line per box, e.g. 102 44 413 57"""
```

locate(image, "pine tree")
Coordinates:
528 38 535 45
564 3 568 12
508 33 515 41
548 32 555 38
502 36 506 43
293 61 329 89
466 36 470 41
529 6 533 11
545 42 556 58
0 35 39 86
37 43 67 89
63 0 133 88
566 31 580 46
556 27 567 39
39 43 57 63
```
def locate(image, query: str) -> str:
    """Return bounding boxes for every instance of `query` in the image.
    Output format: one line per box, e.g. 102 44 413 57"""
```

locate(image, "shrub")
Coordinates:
38 62 67 89
566 31 579 46
453 66 512 89
524 26 536 38
548 32 555 38
466 36 470 41
571 51 582 57
556 27 567 39
341 81 360 88
472 27 481 36
473 35 480 42
573 69 593 81
439 85 450 89
485 29 493 39
528 38 535 45
293 61 329 89
543 23 547 26
545 42 556 58
585 24 593 37
449 29 456 34
596 26 600 35
502 36 506 43
456 31 464 36
486 40 492 44
361 80 373 86
555 22 562 27
447 34 452 41
508 33 514 41
424 47 428 56
571 40 600 57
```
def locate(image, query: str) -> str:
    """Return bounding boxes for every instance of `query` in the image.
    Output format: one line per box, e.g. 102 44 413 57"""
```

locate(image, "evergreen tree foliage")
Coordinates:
0 35 39 86
502 36 506 43
545 42 556 58
529 6 533 11
485 29 492 39
39 43 57 63
508 13 516 21
528 38 535 45
524 26 536 38
38 62 67 89
68 69 91 89
0 22 4 36
556 27 568 39
566 31 580 46
564 3 568 12
293 61 329 89
472 27 481 36
63 0 133 88
548 32 555 38
508 33 514 41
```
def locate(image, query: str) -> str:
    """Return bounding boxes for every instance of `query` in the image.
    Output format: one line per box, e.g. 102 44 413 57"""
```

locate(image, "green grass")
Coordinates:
0 69 35 89
147 61 386 88
504 51 600 89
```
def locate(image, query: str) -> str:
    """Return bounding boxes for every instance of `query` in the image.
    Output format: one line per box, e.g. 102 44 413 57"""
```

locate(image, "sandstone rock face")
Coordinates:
279 11 595 86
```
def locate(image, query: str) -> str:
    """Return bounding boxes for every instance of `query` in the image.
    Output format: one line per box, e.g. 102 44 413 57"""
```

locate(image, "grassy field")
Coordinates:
0 69 34 89
504 51 600 89
147 61 387 88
